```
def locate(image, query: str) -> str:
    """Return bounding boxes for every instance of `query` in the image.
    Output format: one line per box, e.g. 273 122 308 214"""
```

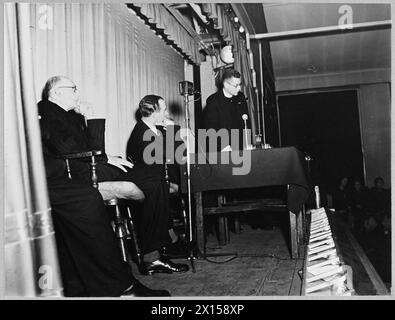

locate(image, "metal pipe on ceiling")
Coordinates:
249 20 392 41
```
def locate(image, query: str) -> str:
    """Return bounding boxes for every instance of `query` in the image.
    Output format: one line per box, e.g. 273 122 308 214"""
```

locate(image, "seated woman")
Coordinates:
127 95 189 274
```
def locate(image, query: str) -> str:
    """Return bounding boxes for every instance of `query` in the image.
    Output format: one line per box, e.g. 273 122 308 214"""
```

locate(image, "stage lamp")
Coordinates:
220 45 234 64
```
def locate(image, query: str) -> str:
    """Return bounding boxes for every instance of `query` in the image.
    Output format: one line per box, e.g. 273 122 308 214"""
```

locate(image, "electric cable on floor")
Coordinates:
238 253 304 261
203 254 238 264
202 252 304 264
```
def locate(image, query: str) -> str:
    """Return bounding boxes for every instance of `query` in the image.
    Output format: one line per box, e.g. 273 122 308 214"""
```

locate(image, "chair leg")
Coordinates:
225 216 230 243
113 205 130 263
125 206 143 267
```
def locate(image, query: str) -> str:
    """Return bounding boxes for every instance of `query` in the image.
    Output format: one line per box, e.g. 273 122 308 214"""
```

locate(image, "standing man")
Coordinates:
202 69 251 152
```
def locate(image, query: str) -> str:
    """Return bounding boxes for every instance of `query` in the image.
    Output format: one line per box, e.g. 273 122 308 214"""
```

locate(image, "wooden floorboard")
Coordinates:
129 213 388 297
289 259 304 296
132 219 303 297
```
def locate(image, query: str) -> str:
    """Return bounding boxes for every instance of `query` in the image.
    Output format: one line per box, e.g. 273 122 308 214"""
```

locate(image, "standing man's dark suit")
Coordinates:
201 70 253 207
38 99 170 257
202 90 250 151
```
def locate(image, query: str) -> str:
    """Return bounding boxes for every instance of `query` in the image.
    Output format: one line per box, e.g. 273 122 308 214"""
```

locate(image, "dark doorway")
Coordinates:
278 90 364 191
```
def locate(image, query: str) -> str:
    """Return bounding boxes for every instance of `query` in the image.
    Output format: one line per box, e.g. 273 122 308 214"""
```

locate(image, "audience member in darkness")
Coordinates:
356 177 391 286
366 177 391 222
332 176 351 222
359 213 391 285
349 179 368 235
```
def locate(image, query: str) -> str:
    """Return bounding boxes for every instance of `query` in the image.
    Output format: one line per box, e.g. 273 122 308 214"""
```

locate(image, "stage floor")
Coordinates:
131 211 390 297
132 214 304 297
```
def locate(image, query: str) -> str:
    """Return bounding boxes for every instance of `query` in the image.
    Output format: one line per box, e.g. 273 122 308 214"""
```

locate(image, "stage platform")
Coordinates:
131 212 389 297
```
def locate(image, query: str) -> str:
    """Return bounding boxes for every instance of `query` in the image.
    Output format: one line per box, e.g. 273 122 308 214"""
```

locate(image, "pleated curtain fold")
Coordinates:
5 3 63 297
27 2 185 155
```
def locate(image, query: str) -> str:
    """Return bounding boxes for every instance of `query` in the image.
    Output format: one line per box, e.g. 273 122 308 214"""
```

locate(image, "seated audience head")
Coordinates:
382 214 391 233
373 176 385 190
353 179 364 191
138 94 167 124
339 176 349 189
364 215 379 231
42 76 79 111
220 69 242 97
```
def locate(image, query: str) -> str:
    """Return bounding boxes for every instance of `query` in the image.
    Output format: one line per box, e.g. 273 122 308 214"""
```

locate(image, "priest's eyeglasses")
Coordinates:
57 85 78 92
226 81 242 89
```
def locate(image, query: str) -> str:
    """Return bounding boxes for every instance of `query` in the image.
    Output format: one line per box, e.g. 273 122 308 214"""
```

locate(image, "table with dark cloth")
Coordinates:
181 147 312 256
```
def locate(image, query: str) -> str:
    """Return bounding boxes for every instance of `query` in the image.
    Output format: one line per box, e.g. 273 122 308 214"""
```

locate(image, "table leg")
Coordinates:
297 209 304 257
234 216 241 234
289 211 298 259
297 210 304 244
218 216 228 245
194 192 204 255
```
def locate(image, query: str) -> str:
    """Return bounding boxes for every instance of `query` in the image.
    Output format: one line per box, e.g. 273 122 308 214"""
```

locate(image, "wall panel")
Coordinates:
359 83 391 187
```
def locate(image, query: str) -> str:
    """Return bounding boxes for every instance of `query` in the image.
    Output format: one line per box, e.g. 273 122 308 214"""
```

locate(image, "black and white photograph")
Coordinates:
4 1 392 300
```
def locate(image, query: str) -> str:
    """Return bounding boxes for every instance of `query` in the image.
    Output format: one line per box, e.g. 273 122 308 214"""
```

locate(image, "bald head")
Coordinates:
42 76 70 100
42 76 79 111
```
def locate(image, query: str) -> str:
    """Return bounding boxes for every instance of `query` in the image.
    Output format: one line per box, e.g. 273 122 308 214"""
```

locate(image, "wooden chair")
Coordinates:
62 150 145 267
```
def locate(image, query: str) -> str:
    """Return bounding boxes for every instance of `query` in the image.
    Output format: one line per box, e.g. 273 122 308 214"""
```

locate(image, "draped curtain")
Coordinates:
201 4 257 142
5 2 186 296
30 3 184 156
5 3 62 297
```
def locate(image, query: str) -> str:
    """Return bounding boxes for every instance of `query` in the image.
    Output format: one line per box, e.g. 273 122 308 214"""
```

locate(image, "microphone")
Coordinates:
178 81 194 96
242 114 249 149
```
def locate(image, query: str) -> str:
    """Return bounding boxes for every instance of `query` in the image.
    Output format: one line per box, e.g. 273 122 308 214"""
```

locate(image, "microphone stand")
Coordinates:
183 92 197 273
176 92 238 267
254 88 263 148
242 114 253 150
